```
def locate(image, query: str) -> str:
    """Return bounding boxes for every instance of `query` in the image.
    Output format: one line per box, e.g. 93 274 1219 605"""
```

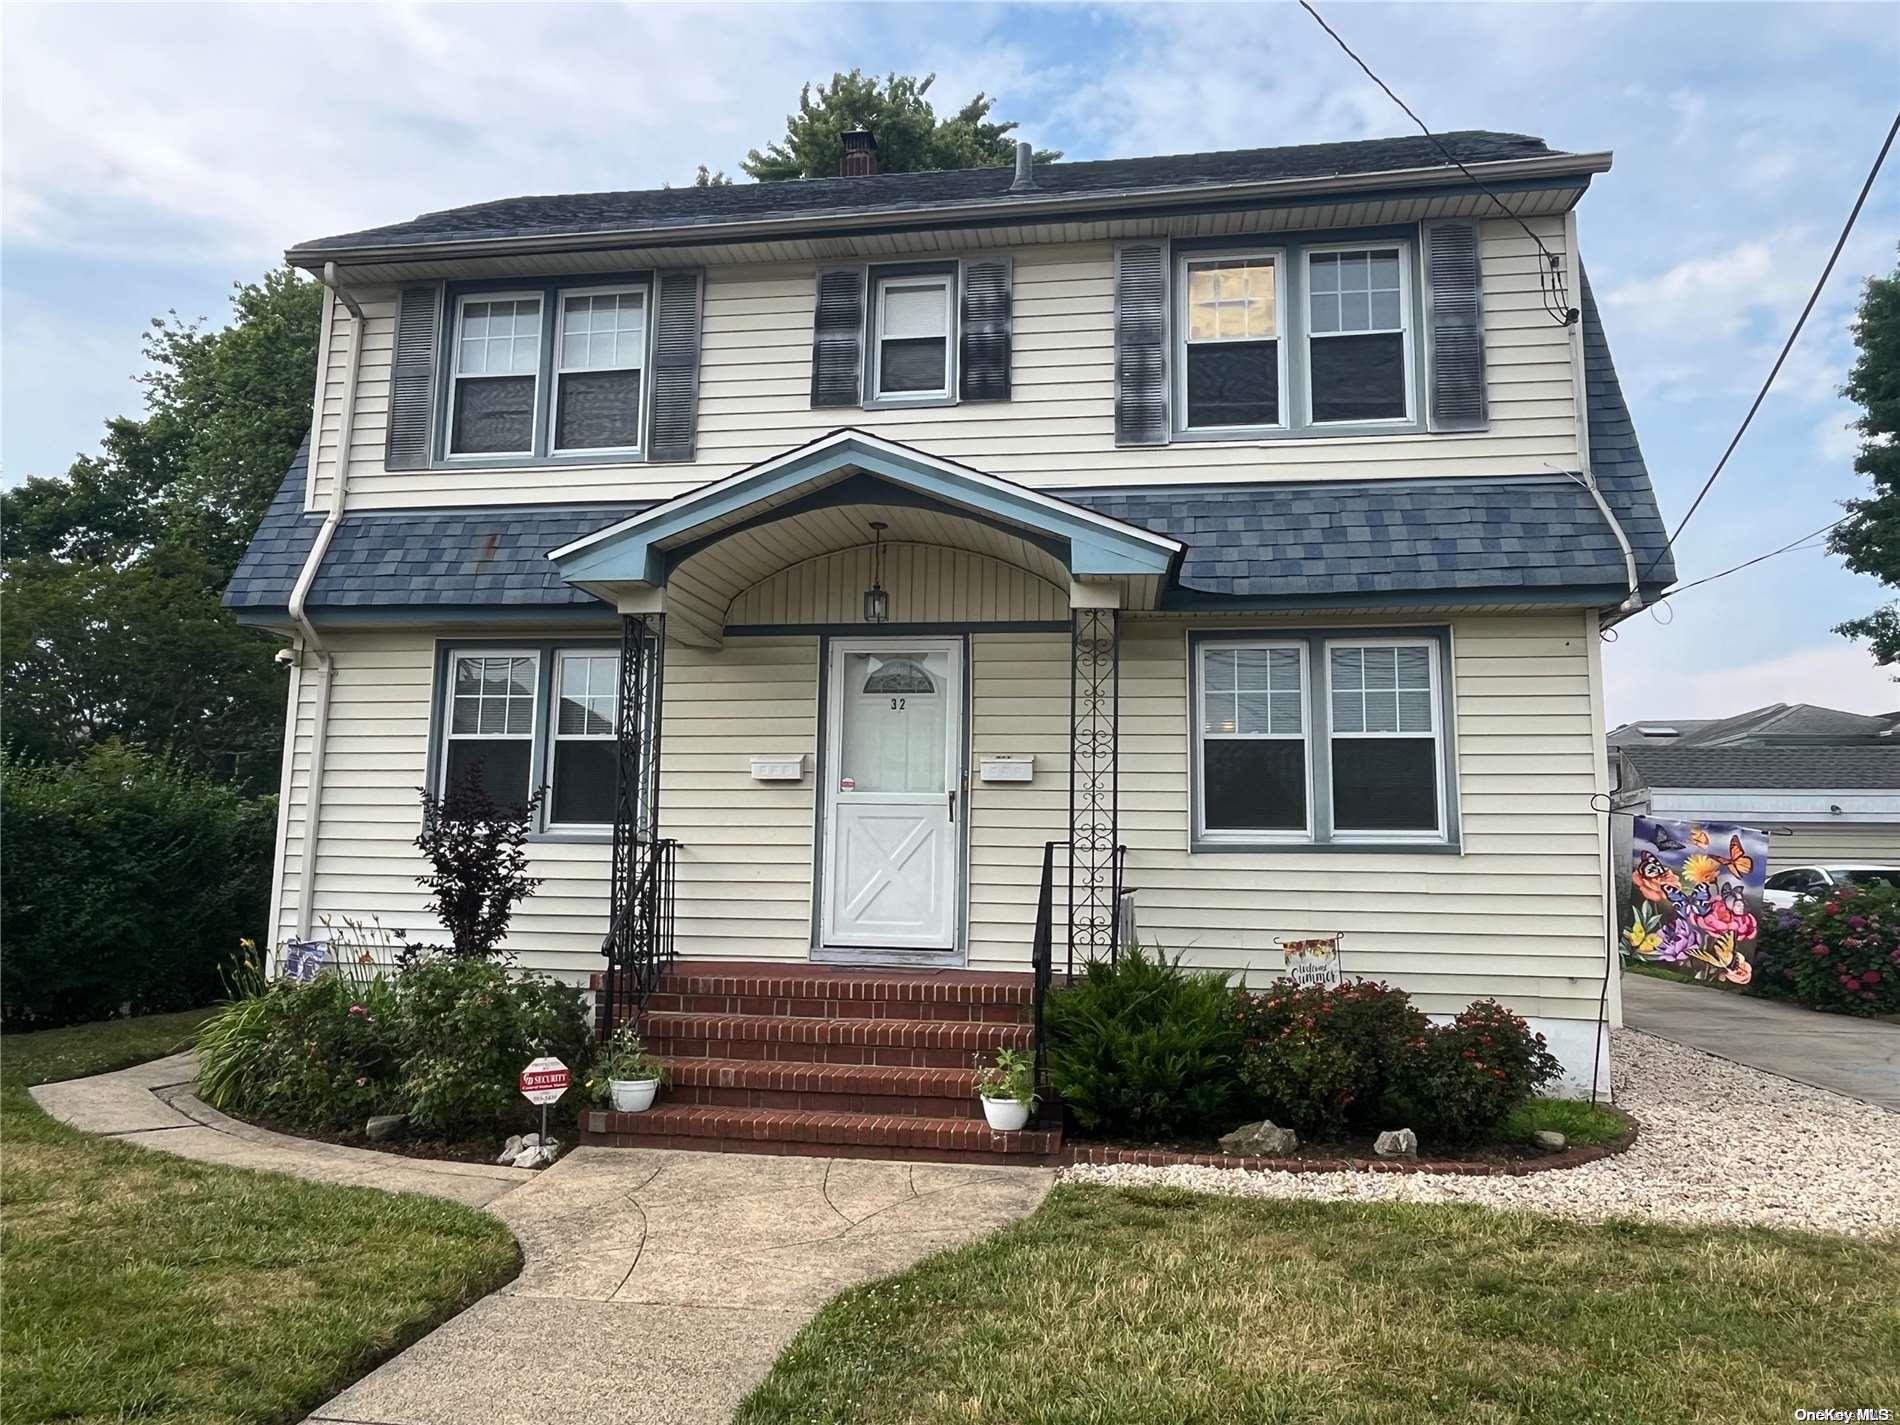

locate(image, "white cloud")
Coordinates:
1606 639 1899 725
1815 414 1862 465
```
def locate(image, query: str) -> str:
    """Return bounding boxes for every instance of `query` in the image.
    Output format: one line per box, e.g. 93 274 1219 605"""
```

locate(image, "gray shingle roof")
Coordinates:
223 436 319 610
293 132 1560 255
1580 268 1674 588
1623 745 1900 791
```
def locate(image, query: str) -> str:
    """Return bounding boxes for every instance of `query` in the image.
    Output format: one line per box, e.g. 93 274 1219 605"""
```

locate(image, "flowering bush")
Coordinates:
1750 883 1900 1017
1233 981 1560 1149
1234 980 1427 1140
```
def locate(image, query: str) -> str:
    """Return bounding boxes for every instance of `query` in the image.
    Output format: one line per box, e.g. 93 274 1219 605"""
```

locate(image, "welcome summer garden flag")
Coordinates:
1624 817 1769 986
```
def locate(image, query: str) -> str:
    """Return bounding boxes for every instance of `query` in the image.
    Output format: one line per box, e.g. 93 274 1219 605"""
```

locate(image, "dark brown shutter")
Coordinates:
1114 242 1169 445
810 266 866 408
1423 221 1488 431
384 283 442 470
958 256 1013 401
646 269 703 461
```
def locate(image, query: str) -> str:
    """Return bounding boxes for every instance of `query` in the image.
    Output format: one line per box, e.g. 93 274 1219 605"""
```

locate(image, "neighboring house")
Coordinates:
1616 710 1900 867
227 128 1673 1109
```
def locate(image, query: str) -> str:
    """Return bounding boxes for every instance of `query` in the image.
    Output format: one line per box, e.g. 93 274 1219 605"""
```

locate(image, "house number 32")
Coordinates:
889 697 907 711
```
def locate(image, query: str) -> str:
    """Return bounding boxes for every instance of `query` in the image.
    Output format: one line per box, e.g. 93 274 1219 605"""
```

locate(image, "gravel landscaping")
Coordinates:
1063 1028 1900 1237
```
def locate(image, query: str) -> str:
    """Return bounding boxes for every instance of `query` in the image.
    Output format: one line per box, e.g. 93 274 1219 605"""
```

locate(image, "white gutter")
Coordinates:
286 151 1614 269
1561 210 1642 620
287 262 366 939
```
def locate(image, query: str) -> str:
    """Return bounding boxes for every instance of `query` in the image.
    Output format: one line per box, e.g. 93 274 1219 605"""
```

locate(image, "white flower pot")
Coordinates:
609 1077 660 1113
981 1096 1032 1132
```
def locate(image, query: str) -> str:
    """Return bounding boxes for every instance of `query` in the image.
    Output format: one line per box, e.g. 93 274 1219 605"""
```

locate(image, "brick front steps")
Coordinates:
586 961 1059 1164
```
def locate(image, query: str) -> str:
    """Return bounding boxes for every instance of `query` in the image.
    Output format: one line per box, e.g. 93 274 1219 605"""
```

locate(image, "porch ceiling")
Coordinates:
548 430 1182 645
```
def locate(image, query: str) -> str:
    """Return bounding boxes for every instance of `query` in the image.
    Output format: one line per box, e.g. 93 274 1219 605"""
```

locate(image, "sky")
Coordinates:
3 1 1897 728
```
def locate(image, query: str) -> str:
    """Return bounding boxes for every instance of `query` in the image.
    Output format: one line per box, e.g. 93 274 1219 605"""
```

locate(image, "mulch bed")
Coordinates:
1065 1109 1640 1177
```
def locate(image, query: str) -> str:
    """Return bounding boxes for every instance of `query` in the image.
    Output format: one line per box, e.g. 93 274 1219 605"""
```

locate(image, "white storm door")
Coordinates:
821 639 963 950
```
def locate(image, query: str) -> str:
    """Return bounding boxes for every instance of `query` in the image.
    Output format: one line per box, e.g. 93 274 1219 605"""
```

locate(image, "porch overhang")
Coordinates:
548 430 1184 645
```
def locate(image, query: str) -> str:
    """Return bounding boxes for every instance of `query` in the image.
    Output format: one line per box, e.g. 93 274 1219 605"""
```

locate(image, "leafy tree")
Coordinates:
411 766 546 961
1831 252 1900 664
742 70 1059 182
1 267 319 790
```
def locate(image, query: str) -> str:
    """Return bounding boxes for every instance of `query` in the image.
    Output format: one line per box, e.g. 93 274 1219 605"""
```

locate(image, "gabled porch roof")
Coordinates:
548 430 1185 644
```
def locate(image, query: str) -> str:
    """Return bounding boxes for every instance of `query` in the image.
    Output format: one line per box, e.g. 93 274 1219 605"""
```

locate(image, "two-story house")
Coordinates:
227 129 1673 1153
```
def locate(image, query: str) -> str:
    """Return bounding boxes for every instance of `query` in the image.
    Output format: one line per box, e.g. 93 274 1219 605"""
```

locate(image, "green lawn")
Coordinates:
1 1011 519 1425
739 1183 1900 1425
1500 1097 1630 1147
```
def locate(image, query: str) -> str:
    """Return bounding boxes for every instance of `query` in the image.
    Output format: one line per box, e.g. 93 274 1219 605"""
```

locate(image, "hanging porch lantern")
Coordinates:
863 521 891 624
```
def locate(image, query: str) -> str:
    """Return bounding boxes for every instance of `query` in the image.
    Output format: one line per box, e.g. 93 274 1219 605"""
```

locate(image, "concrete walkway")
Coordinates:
1622 972 1900 1110
32 1055 1055 1425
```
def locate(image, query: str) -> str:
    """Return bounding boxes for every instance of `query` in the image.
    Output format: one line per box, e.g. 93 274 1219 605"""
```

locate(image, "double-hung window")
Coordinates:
444 279 652 461
553 288 647 453
1193 631 1453 849
1306 247 1410 424
449 296 543 455
1174 237 1416 437
442 652 540 809
437 645 621 834
1179 253 1281 429
871 272 953 401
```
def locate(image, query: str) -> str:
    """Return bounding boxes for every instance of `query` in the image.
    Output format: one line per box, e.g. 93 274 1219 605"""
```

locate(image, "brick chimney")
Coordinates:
840 128 878 177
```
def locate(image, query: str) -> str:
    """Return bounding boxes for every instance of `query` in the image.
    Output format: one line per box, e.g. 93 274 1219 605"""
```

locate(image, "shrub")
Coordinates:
1383 999 1562 1148
194 953 592 1139
1754 884 1900 1017
411 766 544 960
1235 980 1428 1140
396 956 592 1135
1 744 273 1028
1045 945 1241 1139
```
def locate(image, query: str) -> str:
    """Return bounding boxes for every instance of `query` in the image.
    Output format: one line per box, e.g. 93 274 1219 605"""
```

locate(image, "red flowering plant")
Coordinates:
1383 999 1561 1148
1233 980 1430 1140
1757 882 1900 1017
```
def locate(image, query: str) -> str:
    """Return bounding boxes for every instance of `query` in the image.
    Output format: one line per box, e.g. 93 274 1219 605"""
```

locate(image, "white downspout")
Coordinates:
289 263 366 940
1563 209 1643 620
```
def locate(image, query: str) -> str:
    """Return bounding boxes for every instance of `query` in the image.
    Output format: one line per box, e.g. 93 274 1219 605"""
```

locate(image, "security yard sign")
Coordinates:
519 1057 571 1106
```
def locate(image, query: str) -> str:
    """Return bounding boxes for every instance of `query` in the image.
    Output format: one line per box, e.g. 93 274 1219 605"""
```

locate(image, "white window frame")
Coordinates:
1302 240 1415 428
1322 636 1444 843
440 648 542 806
550 283 649 457
1174 248 1287 434
869 271 955 403
445 291 544 459
1193 639 1313 844
546 648 620 830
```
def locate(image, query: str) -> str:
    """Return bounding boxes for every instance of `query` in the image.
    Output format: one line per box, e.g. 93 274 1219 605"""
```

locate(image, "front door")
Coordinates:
820 638 963 953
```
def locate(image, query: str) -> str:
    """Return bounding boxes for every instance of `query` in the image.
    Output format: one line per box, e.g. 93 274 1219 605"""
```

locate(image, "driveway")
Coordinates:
1621 972 1900 1111
32 1054 1056 1425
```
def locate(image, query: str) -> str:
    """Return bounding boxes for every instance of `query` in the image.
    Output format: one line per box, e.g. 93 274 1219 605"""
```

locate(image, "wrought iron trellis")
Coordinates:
1067 606 1120 971
599 611 668 1034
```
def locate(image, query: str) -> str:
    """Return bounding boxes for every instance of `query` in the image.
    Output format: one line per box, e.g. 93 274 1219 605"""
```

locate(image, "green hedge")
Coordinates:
1 745 273 1028
1752 884 1900 1017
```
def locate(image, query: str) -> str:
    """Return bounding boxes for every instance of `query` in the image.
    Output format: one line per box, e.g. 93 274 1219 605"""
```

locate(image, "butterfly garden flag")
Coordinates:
1625 818 1768 986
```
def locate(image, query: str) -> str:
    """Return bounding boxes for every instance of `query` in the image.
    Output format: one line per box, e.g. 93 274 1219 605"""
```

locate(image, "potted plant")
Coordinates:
973 1047 1038 1132
589 1025 664 1112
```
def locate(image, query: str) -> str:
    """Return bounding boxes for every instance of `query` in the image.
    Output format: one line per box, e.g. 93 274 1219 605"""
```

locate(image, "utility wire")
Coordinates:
1296 0 1575 325
1652 515 1848 604
1638 109 1900 585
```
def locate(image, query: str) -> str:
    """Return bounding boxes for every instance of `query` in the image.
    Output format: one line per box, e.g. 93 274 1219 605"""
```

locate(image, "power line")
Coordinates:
1639 108 1900 585
1296 0 1575 326
1653 515 1848 604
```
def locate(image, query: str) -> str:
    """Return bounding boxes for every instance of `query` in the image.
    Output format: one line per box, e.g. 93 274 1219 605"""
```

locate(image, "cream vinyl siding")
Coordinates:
1107 608 1609 1021
312 218 1579 510
1769 824 1900 867
728 544 1067 627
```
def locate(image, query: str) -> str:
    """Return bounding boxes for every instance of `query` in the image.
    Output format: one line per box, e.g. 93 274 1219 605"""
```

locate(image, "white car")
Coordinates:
1761 864 1900 910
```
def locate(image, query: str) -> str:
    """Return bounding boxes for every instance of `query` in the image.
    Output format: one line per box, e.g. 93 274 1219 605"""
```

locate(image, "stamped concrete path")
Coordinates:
33 1053 1056 1425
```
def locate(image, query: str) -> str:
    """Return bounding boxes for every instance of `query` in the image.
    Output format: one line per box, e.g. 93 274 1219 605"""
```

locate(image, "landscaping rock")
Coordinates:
511 1137 560 1169
497 1134 524 1165
1374 1128 1418 1158
365 1114 407 1142
1533 1130 1567 1152
1219 1120 1299 1156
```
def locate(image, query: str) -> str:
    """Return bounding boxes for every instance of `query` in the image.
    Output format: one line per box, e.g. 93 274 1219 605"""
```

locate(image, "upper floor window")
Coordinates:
450 296 543 456
444 280 650 461
1173 238 1417 438
1180 254 1281 430
870 272 953 401
1307 247 1410 424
